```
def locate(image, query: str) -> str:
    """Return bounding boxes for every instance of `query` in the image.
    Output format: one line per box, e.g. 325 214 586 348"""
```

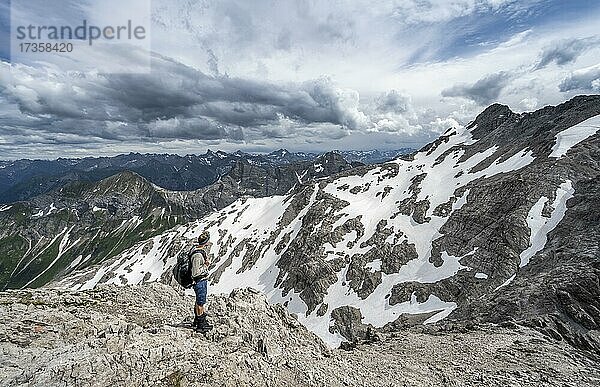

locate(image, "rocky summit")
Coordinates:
1 283 598 387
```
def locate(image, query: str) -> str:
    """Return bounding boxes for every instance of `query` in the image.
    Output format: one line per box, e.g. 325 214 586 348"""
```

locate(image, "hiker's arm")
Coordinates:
204 243 213 266
204 252 212 266
191 252 203 274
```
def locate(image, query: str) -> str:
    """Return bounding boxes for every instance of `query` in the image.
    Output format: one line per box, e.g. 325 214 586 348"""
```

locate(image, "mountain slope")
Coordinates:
337 148 416 164
0 171 194 290
55 96 600 350
0 153 358 290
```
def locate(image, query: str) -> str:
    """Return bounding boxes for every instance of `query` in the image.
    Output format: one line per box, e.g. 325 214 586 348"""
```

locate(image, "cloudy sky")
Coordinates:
0 0 599 159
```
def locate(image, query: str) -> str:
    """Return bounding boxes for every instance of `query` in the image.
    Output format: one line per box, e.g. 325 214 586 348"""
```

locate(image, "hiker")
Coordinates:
191 231 213 333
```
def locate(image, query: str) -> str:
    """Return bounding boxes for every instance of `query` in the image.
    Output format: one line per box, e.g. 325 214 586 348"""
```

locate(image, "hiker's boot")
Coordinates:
192 316 201 329
195 313 213 333
204 315 213 331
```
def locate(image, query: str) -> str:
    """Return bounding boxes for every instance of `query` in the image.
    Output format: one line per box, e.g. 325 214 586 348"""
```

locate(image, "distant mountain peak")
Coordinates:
469 103 517 138
92 170 153 197
0 148 416 204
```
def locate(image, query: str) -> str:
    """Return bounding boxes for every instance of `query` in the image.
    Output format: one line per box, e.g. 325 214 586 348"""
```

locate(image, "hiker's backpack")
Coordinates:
172 247 207 288
172 248 194 288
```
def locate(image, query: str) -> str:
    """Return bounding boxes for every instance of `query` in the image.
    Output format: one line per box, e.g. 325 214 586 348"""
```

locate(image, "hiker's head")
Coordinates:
197 231 210 245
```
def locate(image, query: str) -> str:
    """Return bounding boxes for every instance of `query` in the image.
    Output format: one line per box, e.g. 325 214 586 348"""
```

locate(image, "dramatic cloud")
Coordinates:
369 90 421 134
535 36 600 69
559 64 600 92
1 0 600 159
375 90 414 114
441 72 514 105
0 54 379 145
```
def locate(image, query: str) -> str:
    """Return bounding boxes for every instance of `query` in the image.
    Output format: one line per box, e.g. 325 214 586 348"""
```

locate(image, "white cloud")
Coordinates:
442 71 515 105
2 0 600 158
519 97 539 110
302 77 369 130
535 36 600 69
559 64 600 92
428 117 461 133
367 90 422 135
391 0 516 25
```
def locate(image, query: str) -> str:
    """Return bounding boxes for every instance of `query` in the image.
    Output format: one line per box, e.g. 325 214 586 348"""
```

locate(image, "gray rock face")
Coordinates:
1 283 598 386
219 151 359 198
329 305 378 345
435 96 600 353
454 174 600 354
52 96 600 355
0 284 328 386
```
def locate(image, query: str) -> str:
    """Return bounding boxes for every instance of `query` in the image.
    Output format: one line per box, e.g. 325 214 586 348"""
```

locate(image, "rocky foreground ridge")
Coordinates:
1 283 599 387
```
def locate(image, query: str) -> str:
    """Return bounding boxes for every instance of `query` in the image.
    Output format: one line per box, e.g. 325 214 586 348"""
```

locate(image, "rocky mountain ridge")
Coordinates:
1 283 598 386
0 148 413 204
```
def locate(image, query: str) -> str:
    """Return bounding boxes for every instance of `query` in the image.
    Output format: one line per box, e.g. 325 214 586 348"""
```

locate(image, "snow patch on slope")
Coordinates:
495 274 516 291
550 114 600 158
520 180 575 268
202 195 294 296
79 232 178 290
22 226 79 288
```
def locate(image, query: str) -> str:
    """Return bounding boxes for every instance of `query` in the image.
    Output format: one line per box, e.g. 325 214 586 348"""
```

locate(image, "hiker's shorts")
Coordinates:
193 279 207 306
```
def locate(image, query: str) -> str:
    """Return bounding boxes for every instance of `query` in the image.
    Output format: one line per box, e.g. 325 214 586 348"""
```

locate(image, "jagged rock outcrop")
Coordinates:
0 284 329 386
1 283 598 386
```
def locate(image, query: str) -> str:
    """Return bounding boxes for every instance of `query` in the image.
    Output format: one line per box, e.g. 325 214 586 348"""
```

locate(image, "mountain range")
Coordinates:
0 148 413 204
43 95 600 355
0 152 359 290
1 96 599 359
